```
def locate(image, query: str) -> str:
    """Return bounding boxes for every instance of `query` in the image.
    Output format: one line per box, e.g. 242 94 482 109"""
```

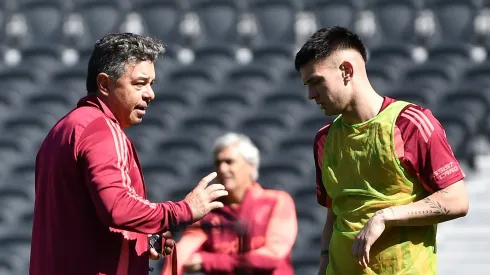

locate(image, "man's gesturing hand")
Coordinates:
184 172 228 221
352 210 386 269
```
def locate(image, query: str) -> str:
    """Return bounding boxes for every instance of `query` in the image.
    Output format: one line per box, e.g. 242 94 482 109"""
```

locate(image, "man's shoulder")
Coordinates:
395 102 441 135
314 122 333 144
52 105 105 131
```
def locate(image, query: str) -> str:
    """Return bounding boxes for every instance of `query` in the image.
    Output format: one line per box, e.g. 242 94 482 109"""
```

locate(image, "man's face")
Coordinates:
105 60 156 128
300 57 350 116
214 144 255 193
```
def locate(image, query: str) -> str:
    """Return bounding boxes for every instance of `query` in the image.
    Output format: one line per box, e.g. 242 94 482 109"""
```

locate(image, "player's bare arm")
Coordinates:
318 208 336 275
352 180 468 268
381 180 469 226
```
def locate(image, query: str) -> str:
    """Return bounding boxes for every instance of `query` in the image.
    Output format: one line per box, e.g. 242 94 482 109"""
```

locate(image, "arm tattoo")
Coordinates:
421 197 450 215
435 189 449 195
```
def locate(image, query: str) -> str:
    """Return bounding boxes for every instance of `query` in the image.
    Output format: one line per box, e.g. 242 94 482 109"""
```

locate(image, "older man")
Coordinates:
30 33 227 275
162 132 298 275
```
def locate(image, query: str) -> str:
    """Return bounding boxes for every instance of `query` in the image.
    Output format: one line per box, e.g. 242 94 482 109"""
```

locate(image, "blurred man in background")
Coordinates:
30 33 228 275
294 26 469 275
163 132 298 275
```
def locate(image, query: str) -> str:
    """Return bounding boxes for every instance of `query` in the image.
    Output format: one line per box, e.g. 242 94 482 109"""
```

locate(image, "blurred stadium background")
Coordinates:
0 0 490 274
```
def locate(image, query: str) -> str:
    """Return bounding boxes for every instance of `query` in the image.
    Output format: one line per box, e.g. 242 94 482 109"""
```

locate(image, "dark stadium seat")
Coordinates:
132 0 184 46
140 159 186 202
280 68 306 94
0 250 27 275
260 87 312 115
258 157 312 193
368 44 416 73
201 89 258 116
125 114 177 156
426 43 474 71
366 63 400 95
250 44 296 74
426 0 478 46
400 63 458 92
25 91 74 119
193 44 238 72
0 68 37 96
51 68 87 94
1 111 58 144
386 87 438 109
370 0 418 46
190 0 240 47
304 0 357 31
155 135 208 166
177 112 236 142
70 0 124 48
13 1 64 48
168 64 220 96
461 63 490 88
19 46 65 81
223 64 281 95
298 114 334 135
277 133 315 163
0 228 32 262
237 111 297 154
0 133 38 174
435 100 483 163
247 0 299 47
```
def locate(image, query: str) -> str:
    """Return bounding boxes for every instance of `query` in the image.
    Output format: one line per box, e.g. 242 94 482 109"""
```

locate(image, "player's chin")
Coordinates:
129 116 143 125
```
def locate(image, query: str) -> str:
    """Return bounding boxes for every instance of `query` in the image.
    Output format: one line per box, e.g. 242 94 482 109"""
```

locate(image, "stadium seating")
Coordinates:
0 0 487 274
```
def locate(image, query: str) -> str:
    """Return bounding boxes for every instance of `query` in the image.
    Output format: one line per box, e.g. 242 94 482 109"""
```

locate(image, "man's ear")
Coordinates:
96 73 111 97
341 61 353 81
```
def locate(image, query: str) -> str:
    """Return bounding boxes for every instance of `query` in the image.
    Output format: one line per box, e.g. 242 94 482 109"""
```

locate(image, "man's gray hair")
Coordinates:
86 32 166 94
212 132 260 181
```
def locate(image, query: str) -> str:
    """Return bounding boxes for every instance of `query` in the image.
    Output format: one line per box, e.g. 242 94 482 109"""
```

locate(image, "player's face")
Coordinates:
300 57 349 116
106 60 156 128
214 145 255 193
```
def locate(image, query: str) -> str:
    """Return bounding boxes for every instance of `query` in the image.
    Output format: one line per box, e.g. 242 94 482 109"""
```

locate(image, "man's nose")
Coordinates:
307 87 317 100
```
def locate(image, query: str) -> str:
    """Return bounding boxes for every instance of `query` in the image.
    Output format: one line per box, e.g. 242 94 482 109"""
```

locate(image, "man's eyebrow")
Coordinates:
304 75 321 85
136 76 150 81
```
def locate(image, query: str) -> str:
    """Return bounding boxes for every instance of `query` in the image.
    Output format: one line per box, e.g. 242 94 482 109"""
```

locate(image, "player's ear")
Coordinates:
340 61 353 82
96 73 111 97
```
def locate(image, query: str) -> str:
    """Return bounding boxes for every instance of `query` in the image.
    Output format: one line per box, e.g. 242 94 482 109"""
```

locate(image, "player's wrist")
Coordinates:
374 207 392 226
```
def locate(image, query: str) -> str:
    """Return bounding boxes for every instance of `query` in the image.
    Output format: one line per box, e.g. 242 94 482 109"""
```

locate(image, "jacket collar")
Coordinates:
77 95 119 124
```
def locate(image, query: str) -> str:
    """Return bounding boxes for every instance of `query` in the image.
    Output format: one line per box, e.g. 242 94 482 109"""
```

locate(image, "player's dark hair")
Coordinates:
294 26 367 71
86 33 166 94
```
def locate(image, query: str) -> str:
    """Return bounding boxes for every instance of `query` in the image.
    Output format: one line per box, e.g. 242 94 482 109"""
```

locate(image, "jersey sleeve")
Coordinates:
314 124 333 208
395 105 465 193
77 117 193 234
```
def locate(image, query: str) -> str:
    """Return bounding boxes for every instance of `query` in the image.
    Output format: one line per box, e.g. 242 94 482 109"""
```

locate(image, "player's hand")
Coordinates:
183 253 203 273
148 231 175 260
318 255 329 275
184 172 228 222
352 211 386 269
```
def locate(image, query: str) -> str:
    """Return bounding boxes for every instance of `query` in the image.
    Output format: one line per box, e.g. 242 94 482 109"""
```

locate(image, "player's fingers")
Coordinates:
197 172 217 188
208 201 225 210
356 240 365 266
161 231 172 239
365 246 370 265
352 237 360 258
163 245 172 255
205 183 226 193
209 190 228 201
361 251 368 269
149 248 160 260
164 239 174 248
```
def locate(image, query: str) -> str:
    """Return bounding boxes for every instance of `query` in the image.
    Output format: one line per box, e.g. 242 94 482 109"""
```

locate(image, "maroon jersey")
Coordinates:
164 183 298 275
315 96 465 208
30 95 193 275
